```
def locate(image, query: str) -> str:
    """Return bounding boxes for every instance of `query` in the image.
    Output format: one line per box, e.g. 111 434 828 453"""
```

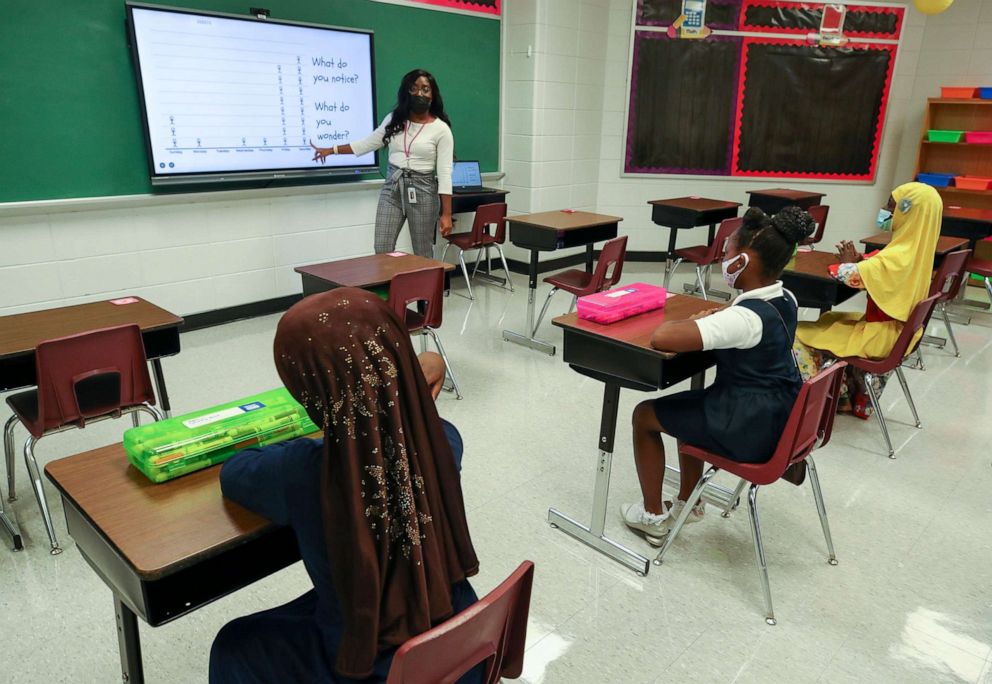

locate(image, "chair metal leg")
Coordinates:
653 466 719 566
420 333 428 354
667 258 684 290
427 328 462 400
496 245 514 292
904 347 925 371
24 437 61 554
4 414 17 502
745 484 776 626
531 287 558 338
940 305 960 357
439 243 451 264
131 412 141 428
696 266 708 301
471 248 484 278
568 295 577 314
894 367 922 429
864 373 895 459
806 456 838 565
985 277 992 303
457 251 475 301
721 478 748 518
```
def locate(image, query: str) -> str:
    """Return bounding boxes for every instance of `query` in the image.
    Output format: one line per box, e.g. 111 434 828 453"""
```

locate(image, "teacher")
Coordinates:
311 69 454 259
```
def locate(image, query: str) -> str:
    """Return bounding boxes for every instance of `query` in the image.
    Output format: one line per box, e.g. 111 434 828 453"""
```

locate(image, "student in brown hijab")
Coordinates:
210 288 480 683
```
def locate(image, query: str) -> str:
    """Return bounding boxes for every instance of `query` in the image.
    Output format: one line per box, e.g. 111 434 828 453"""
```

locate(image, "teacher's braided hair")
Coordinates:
382 69 452 146
736 206 815 277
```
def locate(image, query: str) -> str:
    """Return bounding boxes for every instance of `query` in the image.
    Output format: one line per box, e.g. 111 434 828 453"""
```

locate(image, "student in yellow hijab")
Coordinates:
794 182 942 416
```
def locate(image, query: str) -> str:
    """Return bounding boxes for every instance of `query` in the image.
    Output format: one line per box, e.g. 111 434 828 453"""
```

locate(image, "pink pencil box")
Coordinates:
577 282 667 324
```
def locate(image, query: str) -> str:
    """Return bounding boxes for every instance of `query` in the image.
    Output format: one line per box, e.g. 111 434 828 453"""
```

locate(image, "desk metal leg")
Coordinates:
548 382 650 575
0 493 22 551
585 244 594 273
150 359 172 419
115 596 144 684
502 250 556 355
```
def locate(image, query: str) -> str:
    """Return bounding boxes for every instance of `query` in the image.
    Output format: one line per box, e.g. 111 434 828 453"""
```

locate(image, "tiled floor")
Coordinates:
2 265 991 683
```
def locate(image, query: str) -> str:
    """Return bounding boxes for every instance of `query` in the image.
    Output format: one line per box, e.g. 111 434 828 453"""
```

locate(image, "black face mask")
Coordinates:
410 95 431 114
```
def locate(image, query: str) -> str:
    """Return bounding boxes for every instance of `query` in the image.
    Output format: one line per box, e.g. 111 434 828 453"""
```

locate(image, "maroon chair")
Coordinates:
386 561 534 684
653 362 847 626
669 217 742 299
925 249 970 358
966 256 992 302
531 235 629 337
3 325 162 553
801 205 830 246
388 267 462 399
839 294 940 458
439 202 513 300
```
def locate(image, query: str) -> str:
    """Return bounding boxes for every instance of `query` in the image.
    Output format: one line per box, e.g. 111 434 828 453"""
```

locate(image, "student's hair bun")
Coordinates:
742 207 772 232
771 206 815 245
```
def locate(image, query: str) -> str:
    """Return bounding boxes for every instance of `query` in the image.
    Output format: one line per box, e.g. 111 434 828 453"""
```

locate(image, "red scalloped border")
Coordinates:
730 37 897 180
392 0 500 15
739 0 904 40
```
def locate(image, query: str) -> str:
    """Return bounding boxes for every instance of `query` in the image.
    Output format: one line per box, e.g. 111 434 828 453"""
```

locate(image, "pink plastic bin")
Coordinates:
965 131 992 144
577 282 667 324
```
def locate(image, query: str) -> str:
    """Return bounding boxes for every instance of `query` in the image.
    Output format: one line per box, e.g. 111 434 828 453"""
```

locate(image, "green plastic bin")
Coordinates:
927 130 964 143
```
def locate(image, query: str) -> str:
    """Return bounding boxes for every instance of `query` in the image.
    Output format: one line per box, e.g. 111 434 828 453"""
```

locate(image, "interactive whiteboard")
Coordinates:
127 3 377 185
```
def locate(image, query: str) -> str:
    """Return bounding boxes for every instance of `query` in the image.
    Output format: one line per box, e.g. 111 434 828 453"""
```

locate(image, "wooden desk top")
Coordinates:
552 294 719 355
507 210 623 230
747 188 825 201
45 437 317 579
0 297 183 360
943 206 992 224
647 197 741 212
785 250 838 279
860 232 969 255
295 253 455 289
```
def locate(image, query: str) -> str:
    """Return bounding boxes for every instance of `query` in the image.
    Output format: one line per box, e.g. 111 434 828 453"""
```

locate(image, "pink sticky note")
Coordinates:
561 209 575 214
110 297 139 305
387 252 407 257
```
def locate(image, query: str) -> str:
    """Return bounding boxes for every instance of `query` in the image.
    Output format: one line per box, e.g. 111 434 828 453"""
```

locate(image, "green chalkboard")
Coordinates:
0 0 500 202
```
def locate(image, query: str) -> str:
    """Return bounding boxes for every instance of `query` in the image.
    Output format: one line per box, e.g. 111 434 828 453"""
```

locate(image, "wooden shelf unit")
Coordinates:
916 98 992 210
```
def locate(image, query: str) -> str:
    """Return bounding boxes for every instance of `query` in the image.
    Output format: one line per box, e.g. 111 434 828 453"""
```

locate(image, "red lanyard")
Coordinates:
403 121 426 159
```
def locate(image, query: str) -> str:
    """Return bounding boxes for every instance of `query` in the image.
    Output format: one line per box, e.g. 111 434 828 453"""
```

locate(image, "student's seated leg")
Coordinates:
209 591 337 684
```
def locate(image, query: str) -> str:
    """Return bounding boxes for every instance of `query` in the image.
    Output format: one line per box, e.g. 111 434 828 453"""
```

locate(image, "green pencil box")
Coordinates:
124 388 319 483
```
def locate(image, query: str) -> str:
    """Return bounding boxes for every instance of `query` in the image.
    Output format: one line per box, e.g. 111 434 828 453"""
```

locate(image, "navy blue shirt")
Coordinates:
219 419 477 682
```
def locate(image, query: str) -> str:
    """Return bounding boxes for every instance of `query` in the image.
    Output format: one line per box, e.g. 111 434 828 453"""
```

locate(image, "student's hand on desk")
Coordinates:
689 308 721 321
309 140 331 164
835 240 862 264
417 352 446 400
439 214 454 237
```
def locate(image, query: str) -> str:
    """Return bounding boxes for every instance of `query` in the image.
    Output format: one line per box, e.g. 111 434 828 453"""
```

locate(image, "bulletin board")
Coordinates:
624 0 904 181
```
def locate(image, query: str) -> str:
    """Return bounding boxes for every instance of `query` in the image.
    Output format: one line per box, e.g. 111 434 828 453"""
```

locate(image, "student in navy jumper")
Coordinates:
210 289 480 683
621 207 815 544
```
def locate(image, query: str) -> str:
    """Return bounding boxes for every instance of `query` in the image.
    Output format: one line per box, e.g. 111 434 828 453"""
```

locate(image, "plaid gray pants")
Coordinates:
374 165 440 258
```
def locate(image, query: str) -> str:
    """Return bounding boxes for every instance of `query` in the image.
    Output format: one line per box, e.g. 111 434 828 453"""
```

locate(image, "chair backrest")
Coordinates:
386 561 535 684
471 202 508 244
388 267 446 331
703 217 743 264
928 249 971 303
757 361 847 483
593 235 629 292
806 205 830 244
32 324 155 435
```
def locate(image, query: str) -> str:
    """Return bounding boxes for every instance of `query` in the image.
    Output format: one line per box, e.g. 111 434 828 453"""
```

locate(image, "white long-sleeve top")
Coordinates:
349 113 454 195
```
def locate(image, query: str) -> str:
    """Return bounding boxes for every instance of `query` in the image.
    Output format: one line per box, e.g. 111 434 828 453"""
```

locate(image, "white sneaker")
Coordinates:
620 501 672 546
667 499 706 527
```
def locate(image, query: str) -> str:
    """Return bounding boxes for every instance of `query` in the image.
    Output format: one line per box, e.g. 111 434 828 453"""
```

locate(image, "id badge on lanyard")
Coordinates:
407 185 417 204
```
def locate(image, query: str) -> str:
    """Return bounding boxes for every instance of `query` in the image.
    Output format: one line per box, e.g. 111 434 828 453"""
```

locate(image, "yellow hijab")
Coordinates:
858 182 942 322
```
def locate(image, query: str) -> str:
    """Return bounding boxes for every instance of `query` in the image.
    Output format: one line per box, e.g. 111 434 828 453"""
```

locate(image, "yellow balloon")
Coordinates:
914 0 954 14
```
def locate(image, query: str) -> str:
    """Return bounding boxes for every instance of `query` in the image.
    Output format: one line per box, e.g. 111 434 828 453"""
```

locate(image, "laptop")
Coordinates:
452 160 485 193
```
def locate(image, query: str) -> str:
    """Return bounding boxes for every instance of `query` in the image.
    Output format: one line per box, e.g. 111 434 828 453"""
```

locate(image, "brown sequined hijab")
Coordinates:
273 288 478 678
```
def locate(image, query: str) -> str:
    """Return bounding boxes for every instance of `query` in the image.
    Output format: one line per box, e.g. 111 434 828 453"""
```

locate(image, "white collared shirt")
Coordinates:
694 282 797 351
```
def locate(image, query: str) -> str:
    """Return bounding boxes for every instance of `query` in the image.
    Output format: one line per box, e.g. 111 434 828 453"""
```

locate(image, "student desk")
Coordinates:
295 253 455 296
450 188 508 215
746 188 825 214
940 206 992 248
549 296 742 575
44 440 305 684
780 250 859 315
648 197 741 289
860 232 969 262
502 210 622 355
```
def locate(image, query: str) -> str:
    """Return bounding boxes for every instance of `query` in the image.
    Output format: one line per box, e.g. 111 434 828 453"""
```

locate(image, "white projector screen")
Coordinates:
127 3 378 185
